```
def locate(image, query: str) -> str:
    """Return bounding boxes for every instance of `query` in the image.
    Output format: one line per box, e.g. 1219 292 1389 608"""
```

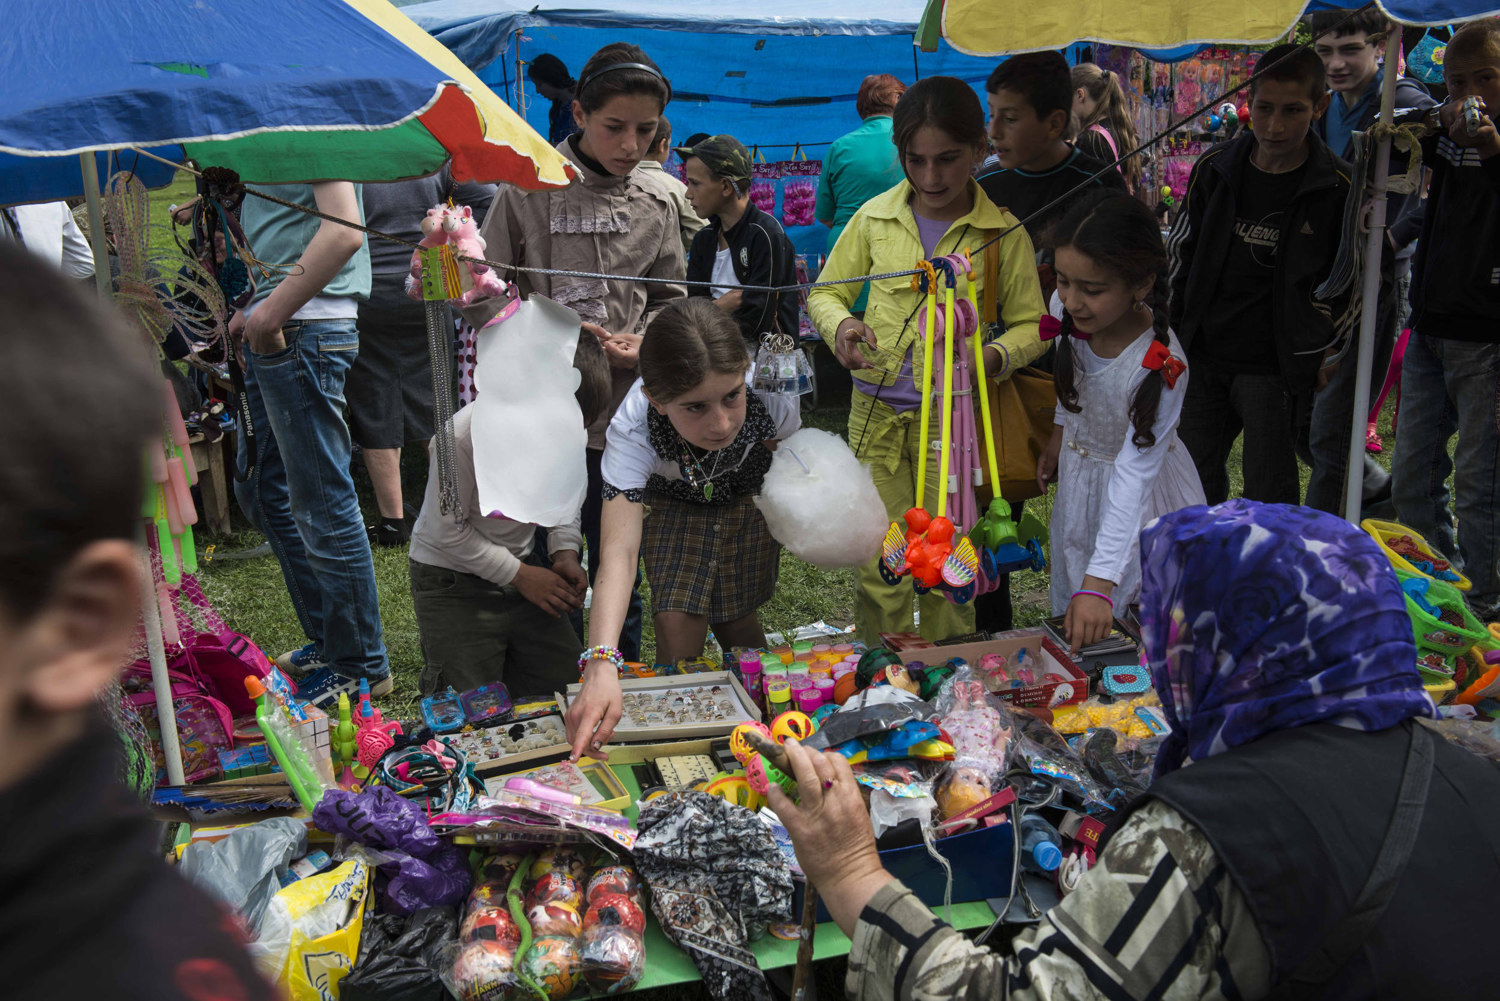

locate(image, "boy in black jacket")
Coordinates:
1392 20 1500 622
1168 43 1353 504
1302 9 1435 515
678 135 800 344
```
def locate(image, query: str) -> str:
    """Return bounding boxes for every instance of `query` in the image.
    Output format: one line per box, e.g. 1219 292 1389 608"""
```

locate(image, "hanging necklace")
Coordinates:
677 434 730 501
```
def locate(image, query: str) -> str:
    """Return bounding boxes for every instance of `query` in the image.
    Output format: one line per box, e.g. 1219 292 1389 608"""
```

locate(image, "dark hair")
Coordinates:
986 51 1072 123
891 76 988 165
639 298 750 402
1249 43 1327 102
1306 9 1392 42
651 114 672 154
857 74 907 119
575 43 670 114
1446 18 1500 67
1047 190 1171 449
572 329 612 427
0 242 158 621
527 53 574 89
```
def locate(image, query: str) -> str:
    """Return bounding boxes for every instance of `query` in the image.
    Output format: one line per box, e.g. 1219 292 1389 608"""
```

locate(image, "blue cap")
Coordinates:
1031 841 1062 872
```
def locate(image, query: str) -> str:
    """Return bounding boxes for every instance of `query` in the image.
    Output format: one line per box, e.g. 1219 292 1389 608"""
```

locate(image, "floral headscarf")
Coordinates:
1140 500 1436 778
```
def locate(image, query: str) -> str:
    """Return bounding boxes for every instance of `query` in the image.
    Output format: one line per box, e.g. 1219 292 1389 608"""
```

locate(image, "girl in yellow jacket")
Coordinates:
809 76 1044 644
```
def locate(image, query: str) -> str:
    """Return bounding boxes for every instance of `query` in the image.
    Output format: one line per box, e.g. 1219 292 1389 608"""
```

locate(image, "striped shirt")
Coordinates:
846 800 1272 1001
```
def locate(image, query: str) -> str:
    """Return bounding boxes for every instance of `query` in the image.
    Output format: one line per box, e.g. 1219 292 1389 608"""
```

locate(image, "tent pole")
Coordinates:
79 153 110 298
1342 59 1400 523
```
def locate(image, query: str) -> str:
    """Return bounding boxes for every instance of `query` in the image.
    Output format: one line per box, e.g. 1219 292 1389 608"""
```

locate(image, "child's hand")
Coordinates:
567 662 623 761
581 321 613 344
833 318 877 370
715 289 744 312
551 550 589 600
1448 98 1500 158
1065 586 1115 655
603 332 642 369
1037 426 1063 493
513 563 584 617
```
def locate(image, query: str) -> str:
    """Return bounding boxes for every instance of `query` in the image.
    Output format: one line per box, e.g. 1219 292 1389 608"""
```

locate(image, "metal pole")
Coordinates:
79 153 110 298
1343 62 1400 523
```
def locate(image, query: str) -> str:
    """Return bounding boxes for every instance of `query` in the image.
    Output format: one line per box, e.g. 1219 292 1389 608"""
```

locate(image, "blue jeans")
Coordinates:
1391 332 1500 620
234 318 389 679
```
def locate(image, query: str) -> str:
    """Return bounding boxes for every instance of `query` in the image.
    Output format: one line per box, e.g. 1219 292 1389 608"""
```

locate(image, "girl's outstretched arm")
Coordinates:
566 495 642 760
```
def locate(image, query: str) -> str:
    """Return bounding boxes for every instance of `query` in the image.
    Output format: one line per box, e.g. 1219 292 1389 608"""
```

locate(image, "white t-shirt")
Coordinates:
600 371 800 500
710 246 736 299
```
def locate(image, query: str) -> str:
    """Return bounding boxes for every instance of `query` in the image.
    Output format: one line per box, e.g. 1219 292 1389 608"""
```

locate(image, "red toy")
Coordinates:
461 906 521 949
584 892 647 935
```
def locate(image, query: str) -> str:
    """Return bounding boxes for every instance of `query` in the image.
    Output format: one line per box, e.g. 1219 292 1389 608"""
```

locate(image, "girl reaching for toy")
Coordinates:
807 76 1045 645
566 299 800 759
1035 191 1205 653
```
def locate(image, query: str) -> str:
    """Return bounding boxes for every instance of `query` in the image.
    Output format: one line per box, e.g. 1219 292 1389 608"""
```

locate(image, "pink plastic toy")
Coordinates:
406 204 507 305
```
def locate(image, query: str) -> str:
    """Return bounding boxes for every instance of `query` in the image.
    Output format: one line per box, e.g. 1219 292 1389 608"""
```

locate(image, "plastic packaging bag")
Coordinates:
340 906 458 1001
442 848 648 1000
314 787 471 915
180 816 306 934
252 857 370 1001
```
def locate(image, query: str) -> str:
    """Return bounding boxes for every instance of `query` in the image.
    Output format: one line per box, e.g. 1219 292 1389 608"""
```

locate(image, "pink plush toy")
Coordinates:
406 204 508 305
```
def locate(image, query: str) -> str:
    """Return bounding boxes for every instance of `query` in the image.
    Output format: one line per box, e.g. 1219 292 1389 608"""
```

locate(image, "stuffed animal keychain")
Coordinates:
879 260 980 602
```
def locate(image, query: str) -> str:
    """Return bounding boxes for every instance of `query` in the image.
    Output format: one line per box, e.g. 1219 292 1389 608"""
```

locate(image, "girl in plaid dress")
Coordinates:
566 298 800 758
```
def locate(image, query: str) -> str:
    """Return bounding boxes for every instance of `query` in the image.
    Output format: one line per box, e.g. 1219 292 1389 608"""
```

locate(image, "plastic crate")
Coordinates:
1363 519 1471 591
1397 571 1487 656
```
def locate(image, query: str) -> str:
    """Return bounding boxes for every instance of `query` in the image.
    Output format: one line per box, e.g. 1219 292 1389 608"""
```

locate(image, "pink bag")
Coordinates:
120 662 234 783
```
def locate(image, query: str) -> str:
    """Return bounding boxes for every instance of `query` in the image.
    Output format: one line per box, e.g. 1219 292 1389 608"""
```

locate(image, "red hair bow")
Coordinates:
1142 340 1186 389
1038 314 1062 341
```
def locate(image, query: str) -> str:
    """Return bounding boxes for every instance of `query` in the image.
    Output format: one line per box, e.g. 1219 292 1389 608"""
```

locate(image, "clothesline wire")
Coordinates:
132 4 1374 298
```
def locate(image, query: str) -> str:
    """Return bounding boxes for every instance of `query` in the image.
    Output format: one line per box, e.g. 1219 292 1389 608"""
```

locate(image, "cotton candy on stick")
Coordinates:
754 428 888 567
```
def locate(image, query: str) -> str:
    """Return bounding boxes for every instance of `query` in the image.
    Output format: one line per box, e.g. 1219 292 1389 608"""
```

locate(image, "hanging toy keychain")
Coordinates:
878 259 980 603
752 329 815 396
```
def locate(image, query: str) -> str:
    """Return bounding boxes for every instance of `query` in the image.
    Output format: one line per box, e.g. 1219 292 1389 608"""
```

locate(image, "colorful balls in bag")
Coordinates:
467 879 509 911
522 936 581 999
584 891 647 935
451 938 515 1001
479 852 526 886
582 925 647 994
461 905 521 949
527 871 582 910
530 845 590 882
587 864 641 905
528 901 584 939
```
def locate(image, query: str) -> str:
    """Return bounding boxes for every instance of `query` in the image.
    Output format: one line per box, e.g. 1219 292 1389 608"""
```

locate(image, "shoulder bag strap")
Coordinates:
983 228 1000 327
1274 723 1435 997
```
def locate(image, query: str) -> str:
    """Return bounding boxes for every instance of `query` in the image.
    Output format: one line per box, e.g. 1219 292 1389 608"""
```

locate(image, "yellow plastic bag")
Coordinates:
256 858 369 1001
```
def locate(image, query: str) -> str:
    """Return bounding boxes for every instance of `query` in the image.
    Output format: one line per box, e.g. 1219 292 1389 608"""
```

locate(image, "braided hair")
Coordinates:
1049 190 1171 449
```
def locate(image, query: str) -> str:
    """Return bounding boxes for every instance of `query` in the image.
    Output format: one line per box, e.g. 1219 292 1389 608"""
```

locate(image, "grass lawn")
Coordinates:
152 172 1407 718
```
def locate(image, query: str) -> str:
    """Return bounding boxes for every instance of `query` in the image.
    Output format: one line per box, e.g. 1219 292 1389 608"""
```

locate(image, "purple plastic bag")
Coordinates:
314 787 471 915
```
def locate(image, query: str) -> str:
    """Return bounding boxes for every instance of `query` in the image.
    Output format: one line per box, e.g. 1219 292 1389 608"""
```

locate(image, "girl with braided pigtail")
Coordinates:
1035 191 1205 653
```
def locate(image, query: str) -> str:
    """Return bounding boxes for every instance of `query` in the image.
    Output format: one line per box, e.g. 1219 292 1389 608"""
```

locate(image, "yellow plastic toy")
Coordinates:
770 710 815 744
730 722 775 765
704 772 764 812
1362 518 1472 591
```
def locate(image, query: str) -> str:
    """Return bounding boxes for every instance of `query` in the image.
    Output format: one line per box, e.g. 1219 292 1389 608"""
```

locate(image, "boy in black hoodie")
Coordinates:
1392 19 1500 622
1168 44 1353 504
679 135 800 345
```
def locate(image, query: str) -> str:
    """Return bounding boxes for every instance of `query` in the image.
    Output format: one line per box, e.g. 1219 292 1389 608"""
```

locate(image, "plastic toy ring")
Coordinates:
770 710 815 744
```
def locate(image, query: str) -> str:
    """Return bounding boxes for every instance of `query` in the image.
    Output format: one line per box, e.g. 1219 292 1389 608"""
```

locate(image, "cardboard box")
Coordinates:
882 628 1089 708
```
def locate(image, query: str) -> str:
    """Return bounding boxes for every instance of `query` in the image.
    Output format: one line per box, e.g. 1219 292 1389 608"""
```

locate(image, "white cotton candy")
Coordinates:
754 428 889 568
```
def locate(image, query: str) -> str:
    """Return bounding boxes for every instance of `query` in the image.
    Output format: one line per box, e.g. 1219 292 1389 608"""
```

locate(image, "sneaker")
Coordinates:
1365 425 1383 454
297 667 393 710
275 642 328 678
369 518 411 548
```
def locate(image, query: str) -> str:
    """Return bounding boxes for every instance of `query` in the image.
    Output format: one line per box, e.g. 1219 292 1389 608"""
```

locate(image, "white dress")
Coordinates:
1048 329 1206 614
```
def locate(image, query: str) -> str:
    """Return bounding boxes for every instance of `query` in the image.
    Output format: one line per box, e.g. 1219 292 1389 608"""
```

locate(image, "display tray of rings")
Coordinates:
556 672 763 742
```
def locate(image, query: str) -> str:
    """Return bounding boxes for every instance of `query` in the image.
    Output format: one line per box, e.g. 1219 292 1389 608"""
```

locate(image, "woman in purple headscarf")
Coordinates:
772 500 1499 1001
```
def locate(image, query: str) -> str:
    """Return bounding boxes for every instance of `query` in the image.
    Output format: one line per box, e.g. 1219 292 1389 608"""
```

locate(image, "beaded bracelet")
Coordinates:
578 645 625 675
1073 589 1114 609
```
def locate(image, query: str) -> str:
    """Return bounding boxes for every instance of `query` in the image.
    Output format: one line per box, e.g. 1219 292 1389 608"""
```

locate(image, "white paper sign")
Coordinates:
471 295 587 527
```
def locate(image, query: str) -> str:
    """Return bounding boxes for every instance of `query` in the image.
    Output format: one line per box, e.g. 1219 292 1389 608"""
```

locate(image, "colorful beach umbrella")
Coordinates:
0 0 575 206
930 0 1500 56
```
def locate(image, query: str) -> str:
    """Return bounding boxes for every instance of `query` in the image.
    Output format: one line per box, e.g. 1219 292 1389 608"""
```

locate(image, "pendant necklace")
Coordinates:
679 435 728 500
